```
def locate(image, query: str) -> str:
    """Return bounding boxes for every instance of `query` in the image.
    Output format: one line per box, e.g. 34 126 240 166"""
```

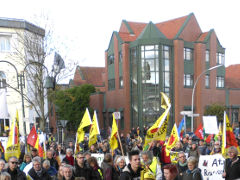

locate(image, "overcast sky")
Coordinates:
1 0 239 70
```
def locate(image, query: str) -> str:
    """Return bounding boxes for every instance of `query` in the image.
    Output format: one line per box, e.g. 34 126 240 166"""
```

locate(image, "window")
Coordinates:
216 53 225 65
119 77 123 88
216 76 224 88
163 45 170 95
0 36 11 52
206 50 210 62
108 55 114 65
205 75 210 88
119 52 122 63
184 74 193 87
108 79 115 90
0 71 7 88
184 48 193 61
120 111 124 130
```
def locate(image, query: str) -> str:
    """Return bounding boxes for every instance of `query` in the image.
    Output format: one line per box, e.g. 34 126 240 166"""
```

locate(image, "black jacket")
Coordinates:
28 167 51 180
224 157 240 180
90 166 103 180
73 163 92 179
119 163 142 180
176 162 188 180
101 161 119 180
47 157 59 170
6 168 26 180
182 168 202 180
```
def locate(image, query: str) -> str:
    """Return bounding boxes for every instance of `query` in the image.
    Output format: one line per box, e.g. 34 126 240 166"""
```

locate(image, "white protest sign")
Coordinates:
203 116 219 134
91 153 129 166
0 137 8 151
198 154 225 180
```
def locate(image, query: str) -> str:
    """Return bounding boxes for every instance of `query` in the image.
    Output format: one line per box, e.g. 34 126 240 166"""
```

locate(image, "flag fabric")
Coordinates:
77 108 92 143
166 123 180 153
88 111 100 147
205 134 214 143
27 126 38 147
109 113 118 151
16 109 19 123
144 92 171 147
177 118 185 138
194 123 204 140
222 112 239 156
0 141 4 153
5 113 21 161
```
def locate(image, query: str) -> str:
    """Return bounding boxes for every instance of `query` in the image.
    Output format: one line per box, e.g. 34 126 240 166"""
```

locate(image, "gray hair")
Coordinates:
43 159 50 167
66 148 73 153
228 146 238 156
8 156 18 162
187 156 197 166
116 156 126 164
0 159 5 164
0 172 11 180
141 151 153 160
178 151 186 157
63 164 73 171
32 156 41 164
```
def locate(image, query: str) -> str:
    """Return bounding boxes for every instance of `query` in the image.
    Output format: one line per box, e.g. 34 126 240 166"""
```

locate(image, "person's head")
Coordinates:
8 156 18 171
87 157 99 168
175 141 182 149
163 164 178 180
116 156 126 169
31 148 38 157
191 142 197 150
199 139 204 146
42 160 50 170
66 148 73 157
0 172 11 180
128 150 140 171
182 137 187 143
46 150 53 159
23 153 32 163
187 156 197 171
103 153 113 165
63 164 73 180
58 164 65 178
214 141 220 149
76 153 85 166
68 141 73 147
188 139 192 145
227 146 238 160
90 145 95 151
178 151 186 164
141 151 152 165
84 152 91 160
57 144 62 150
32 156 42 171
0 159 5 171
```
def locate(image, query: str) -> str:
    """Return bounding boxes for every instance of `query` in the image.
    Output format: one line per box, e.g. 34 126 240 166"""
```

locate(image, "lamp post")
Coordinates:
191 64 224 132
0 60 54 151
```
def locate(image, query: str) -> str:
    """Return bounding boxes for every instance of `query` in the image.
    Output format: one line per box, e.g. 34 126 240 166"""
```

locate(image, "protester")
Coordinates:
6 156 26 180
176 152 187 180
197 140 206 155
222 146 240 180
67 141 75 153
0 159 5 173
210 141 221 155
19 153 32 171
120 150 142 180
73 152 92 179
46 149 59 170
163 164 178 180
62 149 74 166
88 156 103 180
42 159 58 177
101 153 119 180
63 164 75 180
27 156 51 180
182 156 202 180
0 172 11 180
30 147 38 158
172 141 184 152
187 142 199 162
57 144 66 162
114 156 126 176
57 164 65 180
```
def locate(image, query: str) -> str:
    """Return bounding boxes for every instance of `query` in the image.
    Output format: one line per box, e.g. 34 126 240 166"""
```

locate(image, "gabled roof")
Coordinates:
225 64 240 88
137 21 166 40
76 66 105 86
197 32 209 42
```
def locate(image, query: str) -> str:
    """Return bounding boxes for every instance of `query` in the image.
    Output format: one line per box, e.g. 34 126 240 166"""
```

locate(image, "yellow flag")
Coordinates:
144 92 171 147
89 111 100 147
16 109 19 123
5 113 21 161
77 108 92 143
166 123 179 153
109 114 118 151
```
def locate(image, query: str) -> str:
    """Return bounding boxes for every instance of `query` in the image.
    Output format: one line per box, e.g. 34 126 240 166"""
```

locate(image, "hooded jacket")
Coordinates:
119 163 142 180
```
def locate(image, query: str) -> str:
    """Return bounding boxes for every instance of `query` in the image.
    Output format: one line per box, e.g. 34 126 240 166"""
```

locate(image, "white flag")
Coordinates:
0 89 9 119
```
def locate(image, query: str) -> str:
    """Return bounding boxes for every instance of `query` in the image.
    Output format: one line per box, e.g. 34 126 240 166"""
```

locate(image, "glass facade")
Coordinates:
130 44 171 126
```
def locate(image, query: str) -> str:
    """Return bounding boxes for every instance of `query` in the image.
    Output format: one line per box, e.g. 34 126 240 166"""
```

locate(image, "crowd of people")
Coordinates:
0 127 239 180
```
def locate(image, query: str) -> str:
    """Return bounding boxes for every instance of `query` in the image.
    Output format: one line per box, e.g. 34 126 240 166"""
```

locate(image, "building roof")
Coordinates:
76 66 105 86
197 32 209 42
225 64 240 88
0 17 45 36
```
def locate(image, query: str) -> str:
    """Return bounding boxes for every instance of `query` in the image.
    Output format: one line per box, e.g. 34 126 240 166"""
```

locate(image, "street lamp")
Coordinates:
0 60 54 151
191 64 224 132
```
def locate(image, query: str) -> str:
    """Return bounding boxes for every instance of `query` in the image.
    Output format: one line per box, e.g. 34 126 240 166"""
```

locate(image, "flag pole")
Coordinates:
117 131 124 156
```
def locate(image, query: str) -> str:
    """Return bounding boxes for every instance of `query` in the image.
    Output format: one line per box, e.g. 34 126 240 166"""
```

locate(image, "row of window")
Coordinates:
184 48 225 65
184 74 224 88
108 78 124 90
107 52 123 65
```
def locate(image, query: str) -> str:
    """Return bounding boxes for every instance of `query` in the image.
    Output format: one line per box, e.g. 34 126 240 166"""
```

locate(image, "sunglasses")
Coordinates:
10 161 18 164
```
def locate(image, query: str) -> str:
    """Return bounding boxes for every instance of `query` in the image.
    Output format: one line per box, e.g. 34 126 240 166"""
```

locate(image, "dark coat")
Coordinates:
101 161 119 180
224 157 240 180
119 163 142 180
182 168 202 180
28 167 52 180
90 166 103 180
73 163 92 179
5 168 26 180
47 157 59 170
176 162 188 180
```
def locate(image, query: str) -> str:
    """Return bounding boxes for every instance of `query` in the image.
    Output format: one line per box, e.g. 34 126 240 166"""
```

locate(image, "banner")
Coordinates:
198 154 225 180
203 116 219 134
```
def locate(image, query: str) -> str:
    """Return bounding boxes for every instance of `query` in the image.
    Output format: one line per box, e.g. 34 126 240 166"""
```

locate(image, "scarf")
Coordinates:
179 161 187 167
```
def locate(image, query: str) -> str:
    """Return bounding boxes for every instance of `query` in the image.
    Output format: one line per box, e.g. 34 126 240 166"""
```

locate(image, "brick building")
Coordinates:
71 13 240 134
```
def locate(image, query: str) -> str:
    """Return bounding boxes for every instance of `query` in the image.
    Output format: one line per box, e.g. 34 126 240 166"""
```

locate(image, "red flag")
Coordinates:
194 123 204 140
205 134 214 143
27 126 38 147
